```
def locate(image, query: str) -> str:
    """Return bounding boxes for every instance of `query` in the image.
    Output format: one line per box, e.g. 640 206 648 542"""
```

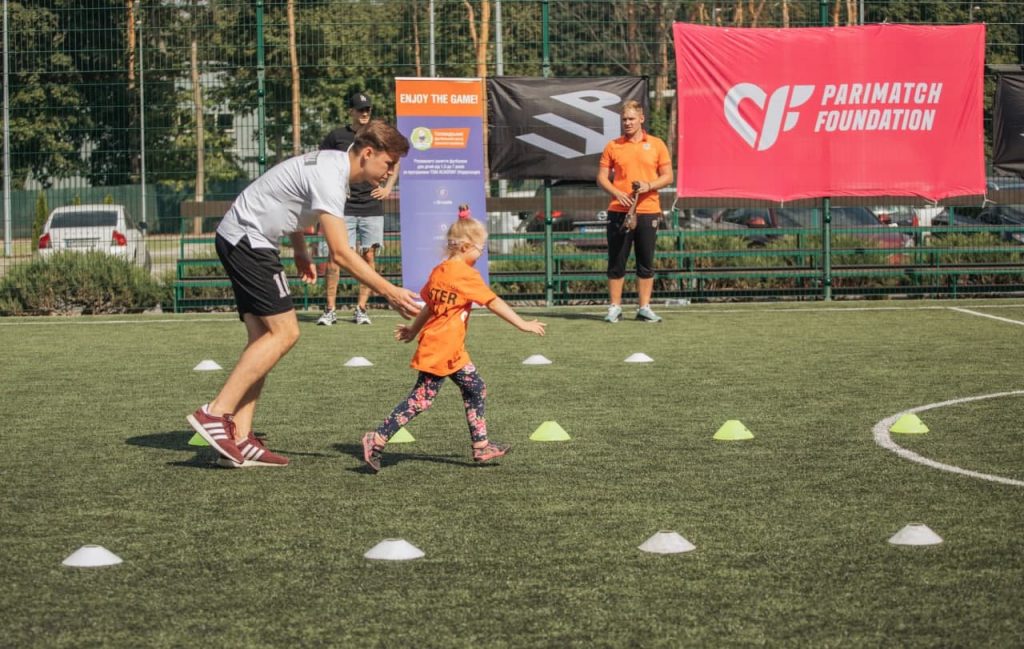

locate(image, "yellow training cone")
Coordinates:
530 421 571 442
713 420 754 441
188 432 209 447
890 414 929 434
389 427 416 444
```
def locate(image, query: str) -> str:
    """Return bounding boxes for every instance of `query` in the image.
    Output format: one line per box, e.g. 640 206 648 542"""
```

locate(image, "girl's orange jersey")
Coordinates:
411 258 497 376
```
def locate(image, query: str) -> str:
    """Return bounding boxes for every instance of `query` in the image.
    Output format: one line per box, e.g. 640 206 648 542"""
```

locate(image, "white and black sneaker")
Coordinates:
317 308 337 326
354 307 372 325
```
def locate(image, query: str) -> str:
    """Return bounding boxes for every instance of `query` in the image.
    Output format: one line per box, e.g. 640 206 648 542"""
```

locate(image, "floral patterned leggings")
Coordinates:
376 363 488 444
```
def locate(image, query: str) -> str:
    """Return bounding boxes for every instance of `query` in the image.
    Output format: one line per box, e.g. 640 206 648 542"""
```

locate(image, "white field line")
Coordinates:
2 301 1024 326
873 391 1024 487
949 307 1024 327
0 317 237 326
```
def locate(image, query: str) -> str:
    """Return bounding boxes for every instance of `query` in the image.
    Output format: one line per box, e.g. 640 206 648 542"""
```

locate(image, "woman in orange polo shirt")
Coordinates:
361 216 546 473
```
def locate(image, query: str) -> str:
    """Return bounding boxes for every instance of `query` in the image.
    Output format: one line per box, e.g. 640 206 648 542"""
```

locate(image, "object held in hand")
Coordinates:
622 181 641 232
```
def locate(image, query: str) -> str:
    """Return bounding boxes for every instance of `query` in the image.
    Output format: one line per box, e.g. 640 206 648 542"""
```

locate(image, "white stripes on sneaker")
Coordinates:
240 442 264 462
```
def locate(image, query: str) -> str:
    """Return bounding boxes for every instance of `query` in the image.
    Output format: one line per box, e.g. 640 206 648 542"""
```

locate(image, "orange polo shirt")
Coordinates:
411 258 497 376
599 131 671 214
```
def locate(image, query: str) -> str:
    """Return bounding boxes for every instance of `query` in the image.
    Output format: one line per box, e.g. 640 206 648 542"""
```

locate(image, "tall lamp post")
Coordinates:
3 0 11 257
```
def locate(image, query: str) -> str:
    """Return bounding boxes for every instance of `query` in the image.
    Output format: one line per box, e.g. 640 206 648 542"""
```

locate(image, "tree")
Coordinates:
287 0 301 155
6 2 90 189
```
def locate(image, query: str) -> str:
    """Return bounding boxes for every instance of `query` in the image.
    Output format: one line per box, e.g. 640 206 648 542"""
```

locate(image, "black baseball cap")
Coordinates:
348 92 372 110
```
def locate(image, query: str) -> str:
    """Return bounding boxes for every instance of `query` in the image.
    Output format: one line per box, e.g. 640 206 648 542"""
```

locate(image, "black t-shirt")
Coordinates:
319 126 382 217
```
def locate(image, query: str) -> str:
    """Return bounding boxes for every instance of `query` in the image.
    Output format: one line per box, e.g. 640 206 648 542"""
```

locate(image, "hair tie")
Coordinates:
457 204 471 220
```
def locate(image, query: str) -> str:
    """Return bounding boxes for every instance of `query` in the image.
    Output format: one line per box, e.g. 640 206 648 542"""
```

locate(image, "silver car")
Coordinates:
38 204 151 270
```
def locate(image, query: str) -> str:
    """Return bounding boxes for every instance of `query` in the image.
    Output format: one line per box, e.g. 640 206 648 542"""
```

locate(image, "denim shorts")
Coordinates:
317 215 384 257
346 215 384 251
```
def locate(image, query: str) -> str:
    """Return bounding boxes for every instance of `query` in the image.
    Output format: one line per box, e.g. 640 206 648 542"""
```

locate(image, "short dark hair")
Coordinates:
354 120 410 160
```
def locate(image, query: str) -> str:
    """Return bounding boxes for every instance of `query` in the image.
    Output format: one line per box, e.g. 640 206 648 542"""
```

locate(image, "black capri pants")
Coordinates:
606 211 659 280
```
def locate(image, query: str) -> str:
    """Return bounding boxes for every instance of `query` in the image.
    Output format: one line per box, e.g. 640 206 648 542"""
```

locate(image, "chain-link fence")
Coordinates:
3 1 1024 311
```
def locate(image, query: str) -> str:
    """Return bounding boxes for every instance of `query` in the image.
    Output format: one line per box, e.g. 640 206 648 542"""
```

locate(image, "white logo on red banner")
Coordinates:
724 82 945 151
725 83 814 151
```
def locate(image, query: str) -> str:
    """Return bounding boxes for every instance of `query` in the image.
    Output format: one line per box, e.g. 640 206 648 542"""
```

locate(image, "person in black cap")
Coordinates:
317 91 400 326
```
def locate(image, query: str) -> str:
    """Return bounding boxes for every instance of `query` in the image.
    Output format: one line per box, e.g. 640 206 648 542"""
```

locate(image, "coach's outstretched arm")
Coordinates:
319 211 421 319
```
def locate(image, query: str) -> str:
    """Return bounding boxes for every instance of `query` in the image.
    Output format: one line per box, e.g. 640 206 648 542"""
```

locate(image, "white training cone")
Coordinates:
638 531 696 554
624 352 653 363
522 354 552 365
888 523 943 546
344 356 374 367
364 539 424 561
62 545 123 568
193 360 222 371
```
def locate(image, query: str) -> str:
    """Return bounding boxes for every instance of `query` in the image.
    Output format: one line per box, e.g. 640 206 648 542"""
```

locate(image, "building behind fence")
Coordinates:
3 1 1024 309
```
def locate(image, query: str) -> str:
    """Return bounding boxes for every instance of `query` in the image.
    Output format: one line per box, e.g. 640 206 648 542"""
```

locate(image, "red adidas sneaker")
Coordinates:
187 404 243 464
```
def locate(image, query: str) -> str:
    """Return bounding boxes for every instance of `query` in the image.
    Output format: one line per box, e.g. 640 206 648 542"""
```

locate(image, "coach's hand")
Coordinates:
384 286 422 319
294 251 317 284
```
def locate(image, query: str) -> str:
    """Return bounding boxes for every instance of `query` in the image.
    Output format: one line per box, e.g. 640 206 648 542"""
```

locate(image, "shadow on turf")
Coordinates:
534 311 614 322
125 430 332 469
333 442 494 474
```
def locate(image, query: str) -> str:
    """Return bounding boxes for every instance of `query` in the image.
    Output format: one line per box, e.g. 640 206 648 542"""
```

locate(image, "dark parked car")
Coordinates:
975 205 1024 244
986 175 1024 193
714 206 914 249
929 212 985 228
525 180 671 234
525 180 609 234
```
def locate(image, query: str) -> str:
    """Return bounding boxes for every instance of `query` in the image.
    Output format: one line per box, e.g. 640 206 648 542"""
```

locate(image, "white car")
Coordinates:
873 205 946 228
38 204 151 270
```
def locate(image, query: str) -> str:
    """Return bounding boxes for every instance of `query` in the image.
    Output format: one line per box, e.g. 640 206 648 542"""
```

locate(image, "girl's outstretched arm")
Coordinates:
395 305 431 342
486 297 546 336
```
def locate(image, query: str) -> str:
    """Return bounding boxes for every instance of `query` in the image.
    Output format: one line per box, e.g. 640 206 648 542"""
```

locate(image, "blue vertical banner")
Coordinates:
395 77 488 293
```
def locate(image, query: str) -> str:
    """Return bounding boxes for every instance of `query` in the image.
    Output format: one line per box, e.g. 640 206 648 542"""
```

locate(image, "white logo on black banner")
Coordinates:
515 90 623 159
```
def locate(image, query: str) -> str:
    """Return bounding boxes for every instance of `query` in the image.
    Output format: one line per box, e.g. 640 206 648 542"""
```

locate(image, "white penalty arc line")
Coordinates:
949 306 1024 327
873 390 1024 487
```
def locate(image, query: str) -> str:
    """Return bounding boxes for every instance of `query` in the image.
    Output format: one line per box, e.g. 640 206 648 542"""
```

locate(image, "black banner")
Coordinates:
487 77 648 180
993 73 1024 180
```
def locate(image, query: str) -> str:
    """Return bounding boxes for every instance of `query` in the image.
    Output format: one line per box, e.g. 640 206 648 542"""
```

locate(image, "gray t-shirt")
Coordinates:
217 150 350 250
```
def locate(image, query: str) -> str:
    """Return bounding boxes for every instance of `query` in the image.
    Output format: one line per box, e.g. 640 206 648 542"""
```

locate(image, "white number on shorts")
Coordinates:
273 271 291 298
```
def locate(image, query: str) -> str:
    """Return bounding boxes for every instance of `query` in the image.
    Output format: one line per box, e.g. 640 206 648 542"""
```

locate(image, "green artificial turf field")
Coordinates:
1 301 1022 648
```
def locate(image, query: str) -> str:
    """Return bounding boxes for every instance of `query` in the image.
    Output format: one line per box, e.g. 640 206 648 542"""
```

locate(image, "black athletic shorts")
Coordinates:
606 211 659 280
215 234 294 321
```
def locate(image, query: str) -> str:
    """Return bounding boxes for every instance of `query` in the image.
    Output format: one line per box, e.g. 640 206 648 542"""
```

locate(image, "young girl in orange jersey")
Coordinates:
361 216 546 472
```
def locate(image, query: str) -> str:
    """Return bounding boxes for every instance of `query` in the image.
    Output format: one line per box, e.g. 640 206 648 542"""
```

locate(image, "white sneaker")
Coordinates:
604 305 622 323
354 307 372 325
636 305 662 322
317 309 337 326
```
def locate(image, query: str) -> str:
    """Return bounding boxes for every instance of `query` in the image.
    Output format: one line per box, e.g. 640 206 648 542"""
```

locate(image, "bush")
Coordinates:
0 252 170 315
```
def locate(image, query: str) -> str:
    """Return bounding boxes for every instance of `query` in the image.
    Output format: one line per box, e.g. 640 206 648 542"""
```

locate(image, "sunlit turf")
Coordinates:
1 300 1022 647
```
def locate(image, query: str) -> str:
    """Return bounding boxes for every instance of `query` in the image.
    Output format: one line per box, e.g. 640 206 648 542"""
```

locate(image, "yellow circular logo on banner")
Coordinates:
411 127 434 151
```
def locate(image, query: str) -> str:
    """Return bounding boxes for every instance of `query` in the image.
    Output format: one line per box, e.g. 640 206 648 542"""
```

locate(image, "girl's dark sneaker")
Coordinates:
362 432 384 473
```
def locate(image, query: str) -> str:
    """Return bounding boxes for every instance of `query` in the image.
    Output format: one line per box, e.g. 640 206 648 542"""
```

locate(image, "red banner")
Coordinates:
673 24 985 201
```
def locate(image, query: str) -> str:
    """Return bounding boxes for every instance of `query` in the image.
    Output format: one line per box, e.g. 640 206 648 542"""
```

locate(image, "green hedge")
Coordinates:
0 252 169 315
